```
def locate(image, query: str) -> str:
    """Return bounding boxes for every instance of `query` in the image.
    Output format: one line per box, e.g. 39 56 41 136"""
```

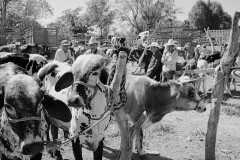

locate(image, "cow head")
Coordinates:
55 54 109 108
37 61 71 93
169 75 206 113
0 74 71 158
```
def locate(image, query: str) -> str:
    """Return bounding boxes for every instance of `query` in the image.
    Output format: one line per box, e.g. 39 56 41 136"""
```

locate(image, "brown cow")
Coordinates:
123 74 206 157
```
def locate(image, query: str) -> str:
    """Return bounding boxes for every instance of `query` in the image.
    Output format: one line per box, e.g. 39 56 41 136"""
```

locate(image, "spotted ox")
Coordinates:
124 74 206 157
0 63 72 160
37 61 71 159
0 53 47 76
49 54 126 160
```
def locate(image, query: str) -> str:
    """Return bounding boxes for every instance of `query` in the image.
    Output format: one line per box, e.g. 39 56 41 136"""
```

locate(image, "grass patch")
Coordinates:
221 102 240 117
149 123 175 136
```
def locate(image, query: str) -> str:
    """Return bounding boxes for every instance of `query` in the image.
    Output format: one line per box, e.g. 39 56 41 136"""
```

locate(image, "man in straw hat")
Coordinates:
85 36 108 57
161 39 178 82
84 36 111 84
54 39 74 65
146 42 163 81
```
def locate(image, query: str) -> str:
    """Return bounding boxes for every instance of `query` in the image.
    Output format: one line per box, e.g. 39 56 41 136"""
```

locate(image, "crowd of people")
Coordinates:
53 36 217 83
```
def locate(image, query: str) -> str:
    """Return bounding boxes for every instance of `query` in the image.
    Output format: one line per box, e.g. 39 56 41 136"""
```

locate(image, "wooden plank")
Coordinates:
175 68 215 75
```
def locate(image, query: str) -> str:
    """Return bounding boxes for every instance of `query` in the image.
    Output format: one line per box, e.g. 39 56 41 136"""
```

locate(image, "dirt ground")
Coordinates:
42 62 240 160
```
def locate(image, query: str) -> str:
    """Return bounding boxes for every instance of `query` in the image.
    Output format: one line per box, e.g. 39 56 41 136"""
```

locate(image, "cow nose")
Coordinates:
21 142 44 155
68 95 85 108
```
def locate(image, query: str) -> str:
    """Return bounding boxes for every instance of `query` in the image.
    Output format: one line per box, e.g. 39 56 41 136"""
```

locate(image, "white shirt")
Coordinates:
162 50 178 72
54 49 73 62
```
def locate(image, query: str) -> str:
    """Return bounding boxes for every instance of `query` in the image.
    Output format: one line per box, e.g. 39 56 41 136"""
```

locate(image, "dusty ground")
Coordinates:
42 62 240 160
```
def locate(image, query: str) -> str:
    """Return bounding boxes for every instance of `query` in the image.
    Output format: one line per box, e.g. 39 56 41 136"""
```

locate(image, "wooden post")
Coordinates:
112 51 147 160
205 12 240 160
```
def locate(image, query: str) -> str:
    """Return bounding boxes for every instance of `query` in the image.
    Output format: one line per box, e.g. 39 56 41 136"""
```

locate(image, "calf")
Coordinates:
0 53 47 76
123 74 206 157
49 54 126 160
0 63 71 160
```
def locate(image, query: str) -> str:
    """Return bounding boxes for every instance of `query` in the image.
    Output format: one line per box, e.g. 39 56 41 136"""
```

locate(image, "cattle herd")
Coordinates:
0 40 240 160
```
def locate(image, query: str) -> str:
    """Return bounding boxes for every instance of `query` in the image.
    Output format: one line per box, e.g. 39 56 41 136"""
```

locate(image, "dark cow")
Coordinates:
48 54 125 160
0 63 72 160
20 43 43 54
0 53 47 75
123 74 206 157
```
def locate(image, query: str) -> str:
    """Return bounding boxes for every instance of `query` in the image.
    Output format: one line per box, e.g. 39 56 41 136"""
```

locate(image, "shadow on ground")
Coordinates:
102 145 173 160
202 89 240 102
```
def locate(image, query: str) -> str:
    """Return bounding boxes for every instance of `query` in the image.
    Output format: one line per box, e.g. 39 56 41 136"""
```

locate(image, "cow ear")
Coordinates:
55 71 74 92
42 93 72 131
37 63 59 81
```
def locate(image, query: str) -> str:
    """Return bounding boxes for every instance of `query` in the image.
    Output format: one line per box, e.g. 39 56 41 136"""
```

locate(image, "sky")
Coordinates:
39 0 240 26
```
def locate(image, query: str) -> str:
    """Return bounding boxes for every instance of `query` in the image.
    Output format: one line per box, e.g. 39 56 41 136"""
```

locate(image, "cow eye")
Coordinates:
5 104 16 115
188 90 195 98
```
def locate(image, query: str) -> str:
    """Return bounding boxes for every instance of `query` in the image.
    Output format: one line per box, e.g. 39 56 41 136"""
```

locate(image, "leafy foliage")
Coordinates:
114 0 179 34
188 0 232 30
0 0 53 35
47 7 91 41
85 0 115 37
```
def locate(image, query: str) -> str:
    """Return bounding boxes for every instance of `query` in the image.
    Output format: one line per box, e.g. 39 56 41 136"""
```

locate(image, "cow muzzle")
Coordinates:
20 142 44 155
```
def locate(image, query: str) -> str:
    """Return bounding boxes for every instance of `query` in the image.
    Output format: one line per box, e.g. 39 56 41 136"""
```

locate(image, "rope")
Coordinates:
45 104 114 151
8 116 41 123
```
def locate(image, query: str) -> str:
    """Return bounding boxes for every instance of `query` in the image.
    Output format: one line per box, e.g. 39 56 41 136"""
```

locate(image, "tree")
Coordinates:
114 0 179 34
47 7 91 41
221 12 232 29
85 0 115 38
188 0 232 30
188 0 211 30
0 0 53 36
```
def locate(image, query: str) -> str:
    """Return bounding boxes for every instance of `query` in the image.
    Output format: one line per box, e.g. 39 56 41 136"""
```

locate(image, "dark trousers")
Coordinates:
162 71 175 82
147 69 161 82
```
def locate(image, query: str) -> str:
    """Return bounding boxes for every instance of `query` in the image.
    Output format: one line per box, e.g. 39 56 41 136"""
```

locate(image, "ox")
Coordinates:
0 63 72 160
123 74 206 158
47 54 126 160
37 61 71 159
0 53 47 76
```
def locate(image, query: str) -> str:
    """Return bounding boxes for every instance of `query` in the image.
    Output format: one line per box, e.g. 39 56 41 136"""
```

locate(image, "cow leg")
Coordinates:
232 78 236 91
93 139 104 160
45 116 51 141
50 125 63 160
72 138 83 160
226 77 232 95
135 128 146 156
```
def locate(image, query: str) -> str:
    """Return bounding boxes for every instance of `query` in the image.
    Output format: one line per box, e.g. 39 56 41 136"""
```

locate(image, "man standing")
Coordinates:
146 42 162 81
54 40 74 65
161 39 178 82
84 37 111 84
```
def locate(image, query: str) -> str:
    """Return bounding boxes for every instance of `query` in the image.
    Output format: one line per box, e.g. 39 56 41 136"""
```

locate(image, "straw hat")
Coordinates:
88 37 98 45
61 40 71 46
148 42 161 48
165 39 177 47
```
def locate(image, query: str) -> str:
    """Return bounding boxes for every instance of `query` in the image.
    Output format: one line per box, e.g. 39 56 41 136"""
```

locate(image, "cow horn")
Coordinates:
182 77 202 84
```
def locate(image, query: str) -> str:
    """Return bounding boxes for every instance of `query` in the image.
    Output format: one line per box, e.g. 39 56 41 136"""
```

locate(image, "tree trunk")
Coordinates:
205 12 240 160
